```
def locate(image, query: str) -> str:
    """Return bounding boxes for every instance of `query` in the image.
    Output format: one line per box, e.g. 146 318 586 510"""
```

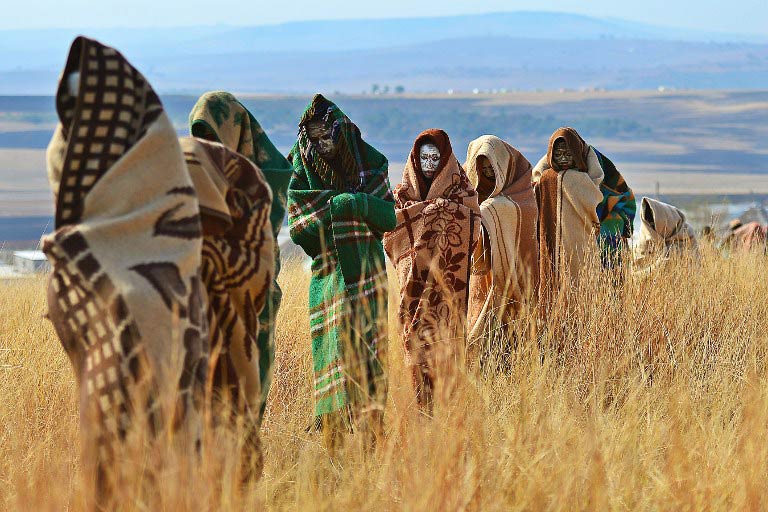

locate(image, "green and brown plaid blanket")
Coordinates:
287 94 395 423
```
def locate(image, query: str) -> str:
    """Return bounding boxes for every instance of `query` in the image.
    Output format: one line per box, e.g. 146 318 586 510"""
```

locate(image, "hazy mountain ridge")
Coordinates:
0 11 766 94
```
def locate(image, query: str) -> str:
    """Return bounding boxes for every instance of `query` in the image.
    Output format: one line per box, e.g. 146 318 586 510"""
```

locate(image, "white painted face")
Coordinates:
419 143 440 179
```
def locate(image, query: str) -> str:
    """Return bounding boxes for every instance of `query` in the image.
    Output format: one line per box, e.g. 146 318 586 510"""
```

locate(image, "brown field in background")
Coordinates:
2 245 768 510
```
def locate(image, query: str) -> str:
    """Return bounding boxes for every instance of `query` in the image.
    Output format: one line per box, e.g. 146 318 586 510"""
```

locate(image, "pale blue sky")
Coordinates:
2 0 766 35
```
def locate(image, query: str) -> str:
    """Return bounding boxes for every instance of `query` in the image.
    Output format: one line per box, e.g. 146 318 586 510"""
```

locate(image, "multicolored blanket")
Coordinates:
594 149 636 264
633 197 699 274
464 135 538 353
43 37 208 482
189 91 293 419
287 94 395 425
384 129 481 411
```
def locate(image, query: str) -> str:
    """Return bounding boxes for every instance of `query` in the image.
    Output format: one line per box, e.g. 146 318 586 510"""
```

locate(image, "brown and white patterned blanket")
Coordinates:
384 129 480 411
179 137 274 415
43 37 209 483
42 37 276 492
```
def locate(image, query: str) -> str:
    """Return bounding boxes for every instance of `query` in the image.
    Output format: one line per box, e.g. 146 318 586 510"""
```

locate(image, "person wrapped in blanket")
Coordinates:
189 91 294 423
42 37 275 502
633 197 699 275
721 218 768 254
287 94 395 451
464 135 538 368
533 127 636 317
384 129 481 414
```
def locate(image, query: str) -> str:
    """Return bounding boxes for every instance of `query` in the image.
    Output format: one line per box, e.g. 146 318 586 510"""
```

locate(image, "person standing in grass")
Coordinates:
384 129 481 414
287 94 395 451
533 127 635 318
189 92 293 423
464 135 538 367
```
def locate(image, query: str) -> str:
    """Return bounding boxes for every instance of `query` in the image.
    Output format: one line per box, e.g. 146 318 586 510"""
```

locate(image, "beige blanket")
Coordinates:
533 147 603 315
464 135 538 350
43 37 208 480
633 197 698 273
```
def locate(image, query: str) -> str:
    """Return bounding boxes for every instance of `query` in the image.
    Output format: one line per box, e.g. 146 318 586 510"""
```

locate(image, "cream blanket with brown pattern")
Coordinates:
42 37 274 491
43 38 208 482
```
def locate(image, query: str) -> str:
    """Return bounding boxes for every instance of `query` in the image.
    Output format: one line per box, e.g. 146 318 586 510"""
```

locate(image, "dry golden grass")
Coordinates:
2 245 768 510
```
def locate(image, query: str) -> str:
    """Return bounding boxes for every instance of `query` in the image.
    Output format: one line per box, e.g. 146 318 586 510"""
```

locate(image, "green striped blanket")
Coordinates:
287 94 395 422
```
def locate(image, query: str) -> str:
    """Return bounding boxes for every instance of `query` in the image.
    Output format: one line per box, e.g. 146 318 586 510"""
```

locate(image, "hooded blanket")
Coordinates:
189 91 292 419
287 94 395 424
43 37 208 471
384 129 481 410
534 127 636 268
464 136 538 347
179 136 273 416
633 197 699 274
533 128 604 315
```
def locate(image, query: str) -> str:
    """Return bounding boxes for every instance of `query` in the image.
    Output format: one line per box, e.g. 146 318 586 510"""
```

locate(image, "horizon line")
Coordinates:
1 9 764 40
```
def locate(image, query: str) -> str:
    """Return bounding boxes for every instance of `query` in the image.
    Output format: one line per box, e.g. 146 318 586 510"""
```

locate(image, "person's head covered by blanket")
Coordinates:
633 196 699 274
42 36 210 504
463 135 538 362
540 127 636 269
384 128 481 414
188 91 292 424
287 94 396 452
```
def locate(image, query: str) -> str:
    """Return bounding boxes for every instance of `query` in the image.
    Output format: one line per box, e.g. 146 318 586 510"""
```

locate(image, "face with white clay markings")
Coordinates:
419 143 440 179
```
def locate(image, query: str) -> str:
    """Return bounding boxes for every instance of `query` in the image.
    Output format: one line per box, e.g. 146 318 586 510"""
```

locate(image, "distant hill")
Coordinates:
0 11 766 94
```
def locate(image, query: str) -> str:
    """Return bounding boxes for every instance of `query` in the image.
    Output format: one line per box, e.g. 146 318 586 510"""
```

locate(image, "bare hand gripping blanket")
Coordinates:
42 37 208 473
633 197 699 274
384 129 481 410
464 135 538 348
287 94 395 424
189 91 292 420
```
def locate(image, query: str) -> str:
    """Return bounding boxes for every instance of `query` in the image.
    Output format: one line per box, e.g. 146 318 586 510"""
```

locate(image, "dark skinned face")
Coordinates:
306 121 338 159
553 139 575 170
477 155 495 180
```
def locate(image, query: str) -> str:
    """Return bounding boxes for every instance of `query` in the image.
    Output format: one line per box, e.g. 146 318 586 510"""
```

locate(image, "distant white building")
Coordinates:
12 250 49 274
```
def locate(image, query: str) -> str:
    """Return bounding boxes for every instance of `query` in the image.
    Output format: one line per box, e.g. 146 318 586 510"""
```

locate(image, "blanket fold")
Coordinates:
464 136 538 348
179 137 274 418
43 37 208 472
189 91 292 419
384 129 481 411
287 94 394 425
633 197 698 273
533 129 603 315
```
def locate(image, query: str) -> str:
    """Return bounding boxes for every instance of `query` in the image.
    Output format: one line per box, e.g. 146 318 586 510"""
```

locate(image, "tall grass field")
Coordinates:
2 245 767 510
